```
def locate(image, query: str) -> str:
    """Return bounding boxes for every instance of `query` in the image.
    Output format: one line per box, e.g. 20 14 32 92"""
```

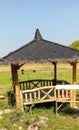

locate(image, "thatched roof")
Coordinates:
2 29 79 64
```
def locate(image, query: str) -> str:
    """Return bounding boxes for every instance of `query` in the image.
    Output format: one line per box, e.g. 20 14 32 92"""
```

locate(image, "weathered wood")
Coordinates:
66 90 68 98
19 78 79 113
38 90 40 100
19 79 53 90
58 90 60 98
15 84 21 110
21 86 73 106
11 64 21 111
62 89 64 98
34 91 36 99
72 62 76 85
54 88 56 99
70 62 77 107
54 62 57 82
25 93 28 102
30 92 32 102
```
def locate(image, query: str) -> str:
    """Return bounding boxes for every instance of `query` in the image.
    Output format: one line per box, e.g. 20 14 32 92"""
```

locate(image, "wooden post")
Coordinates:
70 62 77 107
54 62 57 81
52 62 57 85
11 64 15 91
11 64 21 111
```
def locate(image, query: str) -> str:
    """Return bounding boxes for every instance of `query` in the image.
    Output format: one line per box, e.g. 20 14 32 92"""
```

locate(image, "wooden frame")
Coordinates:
10 61 78 111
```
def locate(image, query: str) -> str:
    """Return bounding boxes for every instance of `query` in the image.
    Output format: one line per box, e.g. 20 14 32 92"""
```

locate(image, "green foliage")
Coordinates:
69 40 79 50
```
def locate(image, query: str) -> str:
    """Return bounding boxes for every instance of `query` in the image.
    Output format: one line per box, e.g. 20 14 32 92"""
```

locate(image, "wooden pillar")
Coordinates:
54 62 57 81
72 62 76 85
70 62 77 107
52 62 57 85
11 64 21 110
11 64 17 91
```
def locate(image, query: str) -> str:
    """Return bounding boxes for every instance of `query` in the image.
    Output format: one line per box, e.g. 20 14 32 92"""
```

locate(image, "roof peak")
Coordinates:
34 28 42 41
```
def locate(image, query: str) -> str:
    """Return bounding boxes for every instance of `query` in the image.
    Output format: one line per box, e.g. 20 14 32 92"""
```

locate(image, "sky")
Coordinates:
0 0 79 57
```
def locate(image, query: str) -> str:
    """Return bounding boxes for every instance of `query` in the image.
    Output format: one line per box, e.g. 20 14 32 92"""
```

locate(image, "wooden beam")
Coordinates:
11 64 19 91
11 64 21 111
52 62 57 85
53 62 57 80
72 62 76 85
70 62 77 107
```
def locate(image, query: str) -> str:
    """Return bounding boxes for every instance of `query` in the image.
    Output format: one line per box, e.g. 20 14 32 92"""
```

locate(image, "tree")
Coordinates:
69 40 79 50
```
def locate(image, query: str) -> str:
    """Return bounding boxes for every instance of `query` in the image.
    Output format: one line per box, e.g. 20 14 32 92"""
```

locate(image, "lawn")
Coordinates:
0 63 79 130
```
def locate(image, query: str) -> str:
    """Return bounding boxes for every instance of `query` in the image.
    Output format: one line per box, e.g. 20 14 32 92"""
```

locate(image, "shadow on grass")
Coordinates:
59 103 79 119
7 91 16 107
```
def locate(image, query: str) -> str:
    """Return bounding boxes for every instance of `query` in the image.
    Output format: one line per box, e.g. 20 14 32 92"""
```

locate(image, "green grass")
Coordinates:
0 106 79 130
18 71 53 81
0 72 11 85
0 63 79 130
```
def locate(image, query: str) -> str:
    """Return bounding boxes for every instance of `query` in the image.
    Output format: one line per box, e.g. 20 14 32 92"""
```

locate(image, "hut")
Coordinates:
1 28 79 111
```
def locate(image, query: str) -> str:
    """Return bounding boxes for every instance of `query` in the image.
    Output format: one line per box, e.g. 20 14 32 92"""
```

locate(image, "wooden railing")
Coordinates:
19 79 70 90
19 79 53 90
20 86 71 106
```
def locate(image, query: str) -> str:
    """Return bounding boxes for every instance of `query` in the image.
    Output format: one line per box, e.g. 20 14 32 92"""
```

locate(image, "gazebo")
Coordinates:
1 28 79 111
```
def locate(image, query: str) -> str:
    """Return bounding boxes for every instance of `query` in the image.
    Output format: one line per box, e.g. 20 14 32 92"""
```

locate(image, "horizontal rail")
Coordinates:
22 86 54 93
21 86 72 106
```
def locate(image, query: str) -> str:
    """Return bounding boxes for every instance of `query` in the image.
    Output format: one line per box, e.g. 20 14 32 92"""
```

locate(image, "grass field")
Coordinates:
0 63 79 130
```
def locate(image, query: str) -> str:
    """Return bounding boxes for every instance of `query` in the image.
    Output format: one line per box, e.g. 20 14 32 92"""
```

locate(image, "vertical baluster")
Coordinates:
58 90 60 98
23 83 24 90
26 82 28 89
48 80 49 86
27 82 29 89
50 80 51 86
42 81 43 86
62 89 64 98
66 90 68 98
44 81 45 86
68 90 72 98
29 82 30 89
26 82 27 89
41 80 42 87
25 93 28 102
24 82 25 90
38 90 40 100
34 91 36 99
46 81 48 86
30 92 32 102
24 83 25 90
